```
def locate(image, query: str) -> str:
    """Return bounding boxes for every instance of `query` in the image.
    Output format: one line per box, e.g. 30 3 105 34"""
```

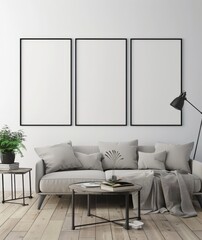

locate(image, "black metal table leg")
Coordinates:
72 190 75 230
29 170 32 198
87 194 91 216
137 190 141 220
11 174 13 199
2 174 5 203
124 192 130 230
22 174 25 206
14 174 16 199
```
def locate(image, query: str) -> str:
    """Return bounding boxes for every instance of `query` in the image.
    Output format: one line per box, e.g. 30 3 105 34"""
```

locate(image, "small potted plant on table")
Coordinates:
0 126 26 164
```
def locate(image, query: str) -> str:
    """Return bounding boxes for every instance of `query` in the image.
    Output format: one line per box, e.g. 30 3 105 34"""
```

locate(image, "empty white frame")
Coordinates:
75 38 127 126
130 38 182 126
20 38 72 126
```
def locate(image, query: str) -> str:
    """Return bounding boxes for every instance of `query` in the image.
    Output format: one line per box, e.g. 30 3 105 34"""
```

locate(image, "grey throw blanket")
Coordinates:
124 170 197 217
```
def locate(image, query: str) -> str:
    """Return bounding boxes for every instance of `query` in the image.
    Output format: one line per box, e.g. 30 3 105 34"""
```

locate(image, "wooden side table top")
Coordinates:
69 182 142 194
0 168 32 174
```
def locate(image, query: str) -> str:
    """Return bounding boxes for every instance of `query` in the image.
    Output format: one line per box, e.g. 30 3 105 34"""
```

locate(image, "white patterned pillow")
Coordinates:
99 140 138 170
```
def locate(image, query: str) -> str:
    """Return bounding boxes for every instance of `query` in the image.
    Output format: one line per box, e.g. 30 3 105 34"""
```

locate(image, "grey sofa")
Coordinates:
35 145 202 209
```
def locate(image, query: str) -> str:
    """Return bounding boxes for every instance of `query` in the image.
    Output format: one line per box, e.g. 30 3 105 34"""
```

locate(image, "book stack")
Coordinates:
0 162 19 170
100 180 134 192
80 182 101 188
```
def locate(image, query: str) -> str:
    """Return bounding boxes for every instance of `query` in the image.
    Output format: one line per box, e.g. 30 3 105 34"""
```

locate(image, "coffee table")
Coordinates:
69 182 142 230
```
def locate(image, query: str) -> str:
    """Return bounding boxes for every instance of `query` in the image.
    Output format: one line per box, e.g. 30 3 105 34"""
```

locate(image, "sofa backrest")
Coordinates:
72 145 155 154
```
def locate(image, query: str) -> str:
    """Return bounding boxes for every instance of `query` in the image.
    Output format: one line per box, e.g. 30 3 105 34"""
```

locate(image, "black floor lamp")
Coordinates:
170 92 202 159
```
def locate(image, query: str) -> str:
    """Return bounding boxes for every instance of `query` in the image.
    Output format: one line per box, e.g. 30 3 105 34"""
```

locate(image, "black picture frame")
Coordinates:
20 38 72 126
75 38 127 126
130 38 182 126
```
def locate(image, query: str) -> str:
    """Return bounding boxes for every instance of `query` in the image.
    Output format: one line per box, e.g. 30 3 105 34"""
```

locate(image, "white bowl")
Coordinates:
129 220 144 229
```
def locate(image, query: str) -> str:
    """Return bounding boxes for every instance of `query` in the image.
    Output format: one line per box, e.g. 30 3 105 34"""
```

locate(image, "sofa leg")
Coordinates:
38 195 46 210
195 195 202 208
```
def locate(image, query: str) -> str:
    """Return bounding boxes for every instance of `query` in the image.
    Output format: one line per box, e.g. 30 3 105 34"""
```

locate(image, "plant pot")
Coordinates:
0 152 15 164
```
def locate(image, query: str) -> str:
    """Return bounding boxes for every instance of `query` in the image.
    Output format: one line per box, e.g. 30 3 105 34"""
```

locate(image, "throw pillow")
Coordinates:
155 142 194 173
99 139 138 147
35 142 82 174
99 140 138 170
74 152 103 170
138 151 167 170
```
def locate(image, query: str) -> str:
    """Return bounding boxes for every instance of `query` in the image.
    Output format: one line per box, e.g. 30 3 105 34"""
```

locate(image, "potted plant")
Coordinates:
0 126 26 164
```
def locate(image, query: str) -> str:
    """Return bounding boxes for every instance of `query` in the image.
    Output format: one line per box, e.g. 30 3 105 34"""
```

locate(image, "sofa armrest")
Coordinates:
35 160 45 193
192 159 202 182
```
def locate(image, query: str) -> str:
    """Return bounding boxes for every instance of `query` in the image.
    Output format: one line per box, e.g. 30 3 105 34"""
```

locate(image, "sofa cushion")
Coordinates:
99 140 138 170
73 146 99 154
138 151 167 170
74 152 103 170
35 143 82 174
104 170 201 193
155 142 194 173
138 145 155 153
40 170 105 193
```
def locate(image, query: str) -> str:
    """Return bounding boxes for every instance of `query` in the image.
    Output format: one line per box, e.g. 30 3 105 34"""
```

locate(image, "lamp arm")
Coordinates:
193 118 202 160
185 99 202 114
184 98 202 159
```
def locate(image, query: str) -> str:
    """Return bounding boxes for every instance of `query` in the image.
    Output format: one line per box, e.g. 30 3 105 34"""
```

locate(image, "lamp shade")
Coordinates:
170 92 187 110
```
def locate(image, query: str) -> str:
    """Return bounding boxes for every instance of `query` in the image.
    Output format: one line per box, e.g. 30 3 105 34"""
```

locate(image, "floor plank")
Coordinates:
23 196 60 240
4 231 26 240
165 214 200 240
79 196 96 239
0 204 21 227
194 231 202 240
0 193 202 240
0 219 20 240
95 195 113 240
150 213 182 240
108 196 131 240
41 220 63 240
141 215 165 240
181 217 202 231
13 195 49 232
10 193 38 219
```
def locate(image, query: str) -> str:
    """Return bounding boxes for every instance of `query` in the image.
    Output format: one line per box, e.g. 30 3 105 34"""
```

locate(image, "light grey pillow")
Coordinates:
99 139 138 147
35 143 82 174
155 142 194 173
99 140 138 170
138 151 167 170
74 152 103 170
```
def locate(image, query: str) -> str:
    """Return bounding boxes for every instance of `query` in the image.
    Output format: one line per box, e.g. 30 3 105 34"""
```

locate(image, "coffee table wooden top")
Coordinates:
69 182 142 194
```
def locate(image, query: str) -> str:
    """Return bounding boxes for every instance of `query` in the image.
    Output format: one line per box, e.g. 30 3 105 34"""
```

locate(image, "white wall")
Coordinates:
1 0 202 190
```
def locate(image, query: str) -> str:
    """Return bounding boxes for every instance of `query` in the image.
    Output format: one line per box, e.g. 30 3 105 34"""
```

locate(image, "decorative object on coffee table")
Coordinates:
100 180 134 191
170 92 202 159
0 126 26 164
105 150 124 182
69 182 142 230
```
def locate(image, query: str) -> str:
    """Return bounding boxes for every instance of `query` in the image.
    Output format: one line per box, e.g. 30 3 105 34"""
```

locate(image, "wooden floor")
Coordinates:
0 193 202 240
